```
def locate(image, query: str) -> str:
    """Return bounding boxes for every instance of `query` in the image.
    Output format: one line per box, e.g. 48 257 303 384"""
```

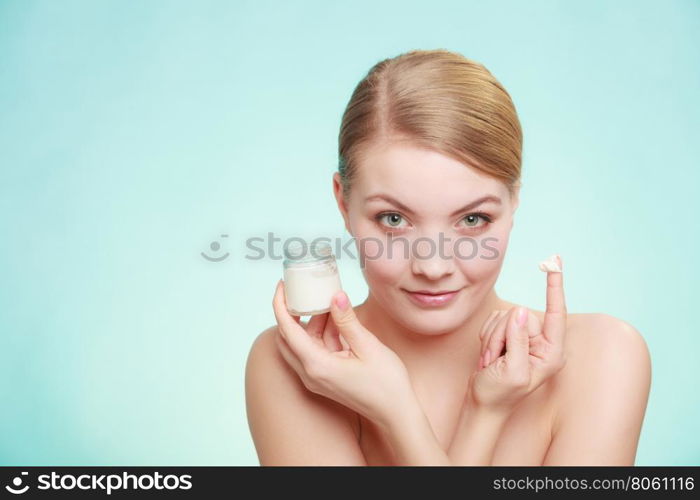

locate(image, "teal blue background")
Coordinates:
1 0 698 465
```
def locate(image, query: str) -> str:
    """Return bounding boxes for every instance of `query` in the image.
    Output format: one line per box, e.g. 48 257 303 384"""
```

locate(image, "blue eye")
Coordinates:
376 212 407 229
374 211 494 232
463 213 491 228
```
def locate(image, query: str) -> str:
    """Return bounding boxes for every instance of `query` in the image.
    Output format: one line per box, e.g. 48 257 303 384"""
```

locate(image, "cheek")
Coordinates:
484 223 511 262
356 234 406 283
454 226 511 283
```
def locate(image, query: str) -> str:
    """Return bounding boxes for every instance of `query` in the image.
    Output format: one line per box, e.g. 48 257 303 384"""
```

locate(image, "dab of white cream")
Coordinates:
539 254 562 273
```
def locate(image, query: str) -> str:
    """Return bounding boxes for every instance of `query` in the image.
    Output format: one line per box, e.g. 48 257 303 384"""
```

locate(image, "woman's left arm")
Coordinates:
542 315 652 465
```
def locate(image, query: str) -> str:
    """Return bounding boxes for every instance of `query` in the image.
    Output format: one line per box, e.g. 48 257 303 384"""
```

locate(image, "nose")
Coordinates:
410 234 456 280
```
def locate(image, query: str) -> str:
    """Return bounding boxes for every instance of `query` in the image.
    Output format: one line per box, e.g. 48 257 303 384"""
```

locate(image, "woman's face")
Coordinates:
333 140 519 336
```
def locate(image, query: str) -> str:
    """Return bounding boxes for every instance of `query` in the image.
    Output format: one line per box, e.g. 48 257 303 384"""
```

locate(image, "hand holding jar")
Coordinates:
272 241 417 431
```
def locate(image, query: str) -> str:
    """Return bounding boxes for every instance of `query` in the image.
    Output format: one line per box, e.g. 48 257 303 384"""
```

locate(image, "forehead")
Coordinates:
353 141 507 208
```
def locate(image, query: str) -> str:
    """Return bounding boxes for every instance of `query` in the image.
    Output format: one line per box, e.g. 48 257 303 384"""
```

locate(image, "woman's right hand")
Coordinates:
467 257 568 414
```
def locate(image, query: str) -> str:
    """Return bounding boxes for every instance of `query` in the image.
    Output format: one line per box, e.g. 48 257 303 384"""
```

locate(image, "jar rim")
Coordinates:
283 257 335 268
283 240 333 263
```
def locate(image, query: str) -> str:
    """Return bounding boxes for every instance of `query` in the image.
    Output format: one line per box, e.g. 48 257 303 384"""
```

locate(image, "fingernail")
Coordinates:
517 307 528 326
334 291 349 311
484 351 491 366
479 353 484 368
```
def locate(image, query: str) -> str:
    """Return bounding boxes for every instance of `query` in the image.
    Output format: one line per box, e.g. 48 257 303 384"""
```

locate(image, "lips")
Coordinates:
403 288 462 307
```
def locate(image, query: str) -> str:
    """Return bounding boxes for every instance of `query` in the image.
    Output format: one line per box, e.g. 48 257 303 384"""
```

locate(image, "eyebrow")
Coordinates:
364 193 502 217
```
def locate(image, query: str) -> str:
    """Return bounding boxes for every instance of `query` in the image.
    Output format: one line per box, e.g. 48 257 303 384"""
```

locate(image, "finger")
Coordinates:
273 279 325 365
329 290 378 358
486 308 515 365
481 310 506 358
280 278 302 324
274 328 305 375
306 312 330 343
543 254 567 349
322 316 344 352
480 311 508 368
504 306 530 375
479 310 499 341
525 310 541 339
338 332 350 351
480 320 497 368
485 309 514 365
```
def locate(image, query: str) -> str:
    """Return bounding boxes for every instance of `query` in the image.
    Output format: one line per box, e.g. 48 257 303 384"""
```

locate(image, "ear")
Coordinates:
332 172 353 236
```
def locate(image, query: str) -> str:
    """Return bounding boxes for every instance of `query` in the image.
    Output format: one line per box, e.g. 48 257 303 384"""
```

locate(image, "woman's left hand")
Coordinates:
477 255 568 399
272 279 416 429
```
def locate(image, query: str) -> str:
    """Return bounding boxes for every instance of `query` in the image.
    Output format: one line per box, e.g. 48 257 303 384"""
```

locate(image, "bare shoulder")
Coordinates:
523 310 651 411
549 313 652 430
522 310 651 366
540 313 652 464
244 325 365 465
563 312 651 367
245 324 360 428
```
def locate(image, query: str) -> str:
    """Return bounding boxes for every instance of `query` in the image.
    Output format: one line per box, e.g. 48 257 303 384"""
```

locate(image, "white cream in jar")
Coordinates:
282 240 343 316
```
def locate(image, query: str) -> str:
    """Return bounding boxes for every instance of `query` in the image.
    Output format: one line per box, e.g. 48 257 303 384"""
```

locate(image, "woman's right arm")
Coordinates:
245 326 368 465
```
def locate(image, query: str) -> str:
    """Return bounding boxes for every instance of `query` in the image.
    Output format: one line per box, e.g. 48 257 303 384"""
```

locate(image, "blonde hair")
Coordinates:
338 49 523 199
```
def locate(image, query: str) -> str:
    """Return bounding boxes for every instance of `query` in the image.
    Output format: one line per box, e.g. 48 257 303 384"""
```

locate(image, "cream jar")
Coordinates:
282 240 343 316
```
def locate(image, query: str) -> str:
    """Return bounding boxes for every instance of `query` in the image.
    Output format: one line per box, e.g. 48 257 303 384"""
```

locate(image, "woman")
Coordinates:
245 49 651 465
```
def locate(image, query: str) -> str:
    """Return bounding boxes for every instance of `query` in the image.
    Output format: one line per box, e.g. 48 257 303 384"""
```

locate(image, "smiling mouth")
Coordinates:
406 289 460 295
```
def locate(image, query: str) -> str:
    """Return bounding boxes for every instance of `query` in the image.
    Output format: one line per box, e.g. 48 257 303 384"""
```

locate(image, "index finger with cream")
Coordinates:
540 254 566 351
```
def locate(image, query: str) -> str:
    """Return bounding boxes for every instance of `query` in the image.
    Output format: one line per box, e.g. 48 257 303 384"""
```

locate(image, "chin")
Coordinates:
396 302 470 336
401 313 465 336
